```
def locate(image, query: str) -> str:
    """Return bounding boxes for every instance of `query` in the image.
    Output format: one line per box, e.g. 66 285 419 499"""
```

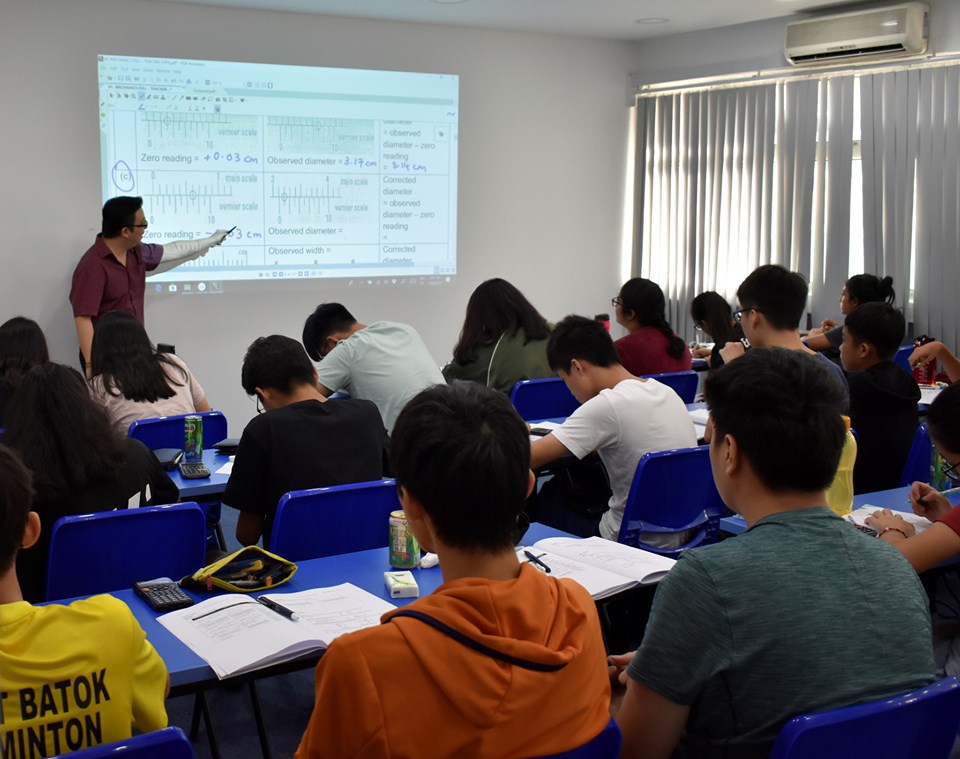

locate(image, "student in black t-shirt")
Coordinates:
839 302 920 494
223 335 389 548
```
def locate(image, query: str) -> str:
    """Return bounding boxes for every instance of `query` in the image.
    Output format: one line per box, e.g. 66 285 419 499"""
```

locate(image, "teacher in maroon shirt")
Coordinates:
70 196 228 376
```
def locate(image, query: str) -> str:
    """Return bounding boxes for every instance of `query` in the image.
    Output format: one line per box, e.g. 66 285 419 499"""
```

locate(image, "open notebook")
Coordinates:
158 583 395 678
846 505 933 535
518 537 676 600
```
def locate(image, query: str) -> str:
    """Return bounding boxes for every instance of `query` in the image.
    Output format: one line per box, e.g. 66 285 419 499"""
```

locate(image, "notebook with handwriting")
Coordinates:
518 537 676 600
157 583 395 678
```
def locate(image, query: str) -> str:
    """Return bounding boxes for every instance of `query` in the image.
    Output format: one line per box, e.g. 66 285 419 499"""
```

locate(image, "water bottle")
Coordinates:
595 313 610 333
913 334 937 385
825 415 857 516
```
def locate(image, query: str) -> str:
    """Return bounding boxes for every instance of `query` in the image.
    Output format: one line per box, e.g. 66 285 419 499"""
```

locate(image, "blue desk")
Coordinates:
166 449 233 500
85 523 569 694
719 486 960 535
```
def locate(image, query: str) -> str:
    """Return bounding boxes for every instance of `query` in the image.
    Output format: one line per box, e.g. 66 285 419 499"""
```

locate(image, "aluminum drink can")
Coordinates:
389 510 420 569
183 415 203 462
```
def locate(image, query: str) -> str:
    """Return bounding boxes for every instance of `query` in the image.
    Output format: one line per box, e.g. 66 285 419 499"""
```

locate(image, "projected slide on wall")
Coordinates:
98 55 459 291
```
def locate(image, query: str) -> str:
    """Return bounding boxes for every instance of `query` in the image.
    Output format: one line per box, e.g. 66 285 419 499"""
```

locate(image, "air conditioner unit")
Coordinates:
785 3 929 66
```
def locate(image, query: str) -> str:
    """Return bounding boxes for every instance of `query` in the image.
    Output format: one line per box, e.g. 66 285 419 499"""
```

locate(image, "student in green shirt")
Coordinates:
442 278 553 395
611 347 934 759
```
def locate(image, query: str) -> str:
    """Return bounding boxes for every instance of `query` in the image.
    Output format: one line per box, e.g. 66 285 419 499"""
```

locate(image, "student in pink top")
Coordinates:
613 278 692 377
88 311 210 434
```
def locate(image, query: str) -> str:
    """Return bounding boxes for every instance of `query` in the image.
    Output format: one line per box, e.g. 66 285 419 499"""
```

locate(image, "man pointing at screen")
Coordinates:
70 196 230 376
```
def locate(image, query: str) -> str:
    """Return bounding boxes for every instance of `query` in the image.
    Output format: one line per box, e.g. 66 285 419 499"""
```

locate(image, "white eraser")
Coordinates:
384 571 419 599
419 552 439 569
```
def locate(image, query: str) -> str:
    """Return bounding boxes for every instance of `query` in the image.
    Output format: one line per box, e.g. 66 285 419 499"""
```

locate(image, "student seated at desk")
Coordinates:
295 382 610 758
88 311 210 433
6 364 177 602
839 302 919 494
0 316 49 427
441 278 553 394
613 278 692 376
611 348 934 759
0 445 169 754
302 302 443 433
868 384 960 677
223 335 388 549
909 339 960 383
804 273 896 355
719 265 849 410
530 316 697 541
688 292 741 370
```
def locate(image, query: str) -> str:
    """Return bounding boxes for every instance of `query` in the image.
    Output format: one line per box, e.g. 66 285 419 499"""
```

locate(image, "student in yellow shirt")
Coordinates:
0 445 169 756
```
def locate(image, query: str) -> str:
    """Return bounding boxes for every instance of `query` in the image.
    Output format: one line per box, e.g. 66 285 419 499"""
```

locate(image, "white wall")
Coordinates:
0 0 634 429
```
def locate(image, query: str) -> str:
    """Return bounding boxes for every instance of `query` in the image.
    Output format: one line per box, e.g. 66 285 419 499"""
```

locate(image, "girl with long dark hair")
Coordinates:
0 316 49 425
89 311 210 432
689 292 743 369
442 278 553 394
6 363 177 601
613 278 691 376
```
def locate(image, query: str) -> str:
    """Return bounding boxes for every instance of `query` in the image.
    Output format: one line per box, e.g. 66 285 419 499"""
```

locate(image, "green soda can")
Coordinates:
183 415 203 462
389 510 420 569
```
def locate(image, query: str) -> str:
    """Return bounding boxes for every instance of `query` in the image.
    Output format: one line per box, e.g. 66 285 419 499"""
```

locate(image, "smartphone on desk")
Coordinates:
134 577 194 612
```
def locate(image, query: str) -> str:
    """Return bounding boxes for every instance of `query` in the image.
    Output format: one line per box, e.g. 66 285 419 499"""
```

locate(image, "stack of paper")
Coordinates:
846 505 932 535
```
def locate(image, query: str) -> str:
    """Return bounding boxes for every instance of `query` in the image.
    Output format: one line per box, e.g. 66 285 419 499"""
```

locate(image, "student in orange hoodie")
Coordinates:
295 382 611 759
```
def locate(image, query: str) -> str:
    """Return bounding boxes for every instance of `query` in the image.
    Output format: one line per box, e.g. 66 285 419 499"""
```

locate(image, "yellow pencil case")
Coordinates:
180 545 297 593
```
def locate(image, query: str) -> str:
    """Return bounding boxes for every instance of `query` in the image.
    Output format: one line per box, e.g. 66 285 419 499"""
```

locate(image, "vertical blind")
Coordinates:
635 62 960 345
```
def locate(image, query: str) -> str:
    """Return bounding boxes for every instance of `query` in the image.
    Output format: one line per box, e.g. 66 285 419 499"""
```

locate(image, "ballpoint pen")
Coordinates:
256 596 299 620
523 550 552 574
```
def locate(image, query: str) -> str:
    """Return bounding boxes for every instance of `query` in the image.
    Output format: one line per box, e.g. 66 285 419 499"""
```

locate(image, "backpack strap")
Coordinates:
387 609 567 672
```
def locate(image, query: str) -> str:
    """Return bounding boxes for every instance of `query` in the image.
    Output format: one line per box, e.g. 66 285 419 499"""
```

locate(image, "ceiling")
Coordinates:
157 0 860 41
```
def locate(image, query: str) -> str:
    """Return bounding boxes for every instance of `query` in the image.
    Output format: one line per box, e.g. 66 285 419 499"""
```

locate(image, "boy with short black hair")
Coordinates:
840 302 920 493
295 382 610 758
720 264 849 409
224 335 388 547
613 348 934 758
0 445 169 754
530 315 697 540
301 303 443 433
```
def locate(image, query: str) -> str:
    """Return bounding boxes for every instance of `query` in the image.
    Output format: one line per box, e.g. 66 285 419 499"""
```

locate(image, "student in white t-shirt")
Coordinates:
302 303 444 433
530 316 698 541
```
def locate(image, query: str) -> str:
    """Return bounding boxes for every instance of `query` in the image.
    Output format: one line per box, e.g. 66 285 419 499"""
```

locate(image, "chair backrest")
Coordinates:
530 718 622 759
893 344 914 375
640 370 699 403
899 423 931 487
270 479 401 561
46 503 207 600
618 446 726 558
769 677 960 759
127 411 228 450
510 378 580 421
55 726 194 758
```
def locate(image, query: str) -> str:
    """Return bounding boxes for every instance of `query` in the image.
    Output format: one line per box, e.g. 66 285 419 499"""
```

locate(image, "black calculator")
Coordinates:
179 461 211 479
133 578 195 611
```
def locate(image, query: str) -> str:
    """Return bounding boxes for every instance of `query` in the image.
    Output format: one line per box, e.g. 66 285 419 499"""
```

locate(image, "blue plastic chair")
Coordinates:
511 378 580 421
617 446 726 558
270 479 401 561
894 344 914 375
531 718 621 758
641 370 699 403
769 677 960 759
899 423 931 487
45 502 206 600
128 411 228 451
52 726 194 758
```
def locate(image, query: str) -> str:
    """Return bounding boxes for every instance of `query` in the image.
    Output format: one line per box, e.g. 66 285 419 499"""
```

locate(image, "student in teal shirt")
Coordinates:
612 347 934 759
